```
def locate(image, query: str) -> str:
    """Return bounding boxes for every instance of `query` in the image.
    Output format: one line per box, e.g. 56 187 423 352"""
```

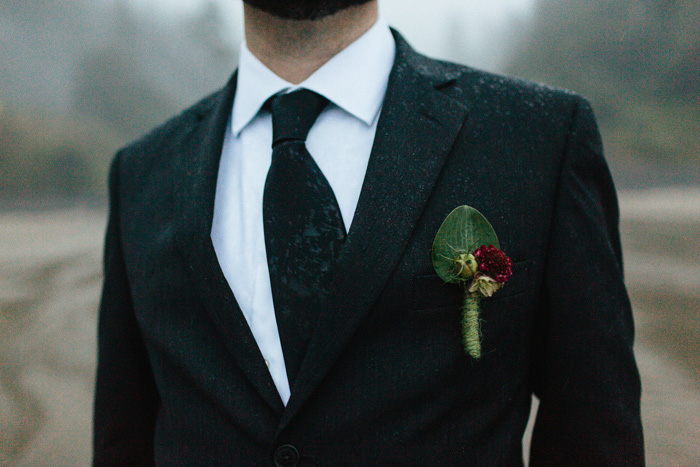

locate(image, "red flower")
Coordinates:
473 245 513 283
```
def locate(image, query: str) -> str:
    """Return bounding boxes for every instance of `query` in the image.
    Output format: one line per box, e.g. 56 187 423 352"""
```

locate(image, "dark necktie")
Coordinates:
263 89 346 388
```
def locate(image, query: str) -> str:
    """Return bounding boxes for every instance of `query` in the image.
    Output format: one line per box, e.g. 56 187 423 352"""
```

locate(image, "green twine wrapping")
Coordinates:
462 292 482 359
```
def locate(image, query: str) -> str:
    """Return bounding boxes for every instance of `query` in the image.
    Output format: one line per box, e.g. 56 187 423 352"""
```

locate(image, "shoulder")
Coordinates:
106 74 235 212
110 69 236 182
392 29 590 126
405 40 599 162
114 85 227 170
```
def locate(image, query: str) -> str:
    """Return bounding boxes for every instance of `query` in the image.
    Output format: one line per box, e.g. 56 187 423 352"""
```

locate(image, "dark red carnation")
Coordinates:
473 245 513 283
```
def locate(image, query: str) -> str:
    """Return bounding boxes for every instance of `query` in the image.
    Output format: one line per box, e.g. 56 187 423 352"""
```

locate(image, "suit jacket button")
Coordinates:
274 444 300 467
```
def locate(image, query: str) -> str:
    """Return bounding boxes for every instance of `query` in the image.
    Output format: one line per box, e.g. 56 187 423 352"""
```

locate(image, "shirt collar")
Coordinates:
231 16 396 137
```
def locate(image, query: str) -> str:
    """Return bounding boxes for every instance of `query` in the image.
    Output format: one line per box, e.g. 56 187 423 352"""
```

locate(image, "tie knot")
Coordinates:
269 89 329 148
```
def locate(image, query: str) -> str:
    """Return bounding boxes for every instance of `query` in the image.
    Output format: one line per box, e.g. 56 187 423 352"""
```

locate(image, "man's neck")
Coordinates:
243 2 379 85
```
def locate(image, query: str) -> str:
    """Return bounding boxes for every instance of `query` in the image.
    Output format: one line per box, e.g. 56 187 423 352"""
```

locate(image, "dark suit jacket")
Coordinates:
93 32 644 466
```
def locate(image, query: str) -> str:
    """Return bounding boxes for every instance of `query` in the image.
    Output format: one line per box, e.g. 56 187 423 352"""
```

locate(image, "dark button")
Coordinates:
274 444 300 467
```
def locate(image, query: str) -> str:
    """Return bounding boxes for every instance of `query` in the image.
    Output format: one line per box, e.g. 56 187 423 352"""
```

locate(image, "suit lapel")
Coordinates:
277 33 470 432
174 74 285 416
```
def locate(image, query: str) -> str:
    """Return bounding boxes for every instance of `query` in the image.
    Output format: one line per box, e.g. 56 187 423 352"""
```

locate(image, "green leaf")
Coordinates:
431 206 500 283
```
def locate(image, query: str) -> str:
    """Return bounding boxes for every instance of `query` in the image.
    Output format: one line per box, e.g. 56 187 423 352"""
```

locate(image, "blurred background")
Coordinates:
1 0 698 465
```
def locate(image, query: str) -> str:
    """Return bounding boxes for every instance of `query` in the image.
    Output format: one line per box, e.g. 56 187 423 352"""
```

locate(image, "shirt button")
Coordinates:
264 359 270 368
274 444 299 467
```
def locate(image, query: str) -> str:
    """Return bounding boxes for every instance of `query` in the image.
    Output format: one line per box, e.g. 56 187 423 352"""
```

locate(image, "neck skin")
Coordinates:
243 1 379 84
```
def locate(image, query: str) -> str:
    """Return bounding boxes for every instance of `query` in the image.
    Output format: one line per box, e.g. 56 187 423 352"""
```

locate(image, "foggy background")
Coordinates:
1 0 698 465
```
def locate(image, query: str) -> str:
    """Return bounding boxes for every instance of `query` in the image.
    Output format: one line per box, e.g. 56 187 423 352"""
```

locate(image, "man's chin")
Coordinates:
242 0 374 20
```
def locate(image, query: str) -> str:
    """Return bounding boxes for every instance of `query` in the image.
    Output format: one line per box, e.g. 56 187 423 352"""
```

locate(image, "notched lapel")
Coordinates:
174 73 285 416
277 34 470 432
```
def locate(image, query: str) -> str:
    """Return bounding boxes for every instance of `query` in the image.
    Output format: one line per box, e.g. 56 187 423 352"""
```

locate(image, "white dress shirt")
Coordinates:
211 17 396 405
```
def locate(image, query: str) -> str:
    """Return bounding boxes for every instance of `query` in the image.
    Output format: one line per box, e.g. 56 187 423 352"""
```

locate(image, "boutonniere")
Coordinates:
431 206 513 359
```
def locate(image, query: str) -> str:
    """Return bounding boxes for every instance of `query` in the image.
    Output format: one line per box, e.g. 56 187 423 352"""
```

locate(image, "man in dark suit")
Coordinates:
93 0 644 465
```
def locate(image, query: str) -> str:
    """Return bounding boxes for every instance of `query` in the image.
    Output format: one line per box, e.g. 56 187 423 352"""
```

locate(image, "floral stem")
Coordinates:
462 292 481 359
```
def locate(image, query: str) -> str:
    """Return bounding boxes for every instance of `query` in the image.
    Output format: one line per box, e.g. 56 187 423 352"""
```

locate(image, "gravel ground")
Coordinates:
1 188 699 466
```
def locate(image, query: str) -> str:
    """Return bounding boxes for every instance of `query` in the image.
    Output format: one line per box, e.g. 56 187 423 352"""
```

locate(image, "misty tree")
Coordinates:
4 0 241 200
509 0 700 161
73 47 178 137
72 0 238 140
184 0 238 62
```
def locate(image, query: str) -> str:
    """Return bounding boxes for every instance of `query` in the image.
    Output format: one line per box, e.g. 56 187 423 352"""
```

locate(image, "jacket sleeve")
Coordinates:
93 154 160 466
529 96 645 466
